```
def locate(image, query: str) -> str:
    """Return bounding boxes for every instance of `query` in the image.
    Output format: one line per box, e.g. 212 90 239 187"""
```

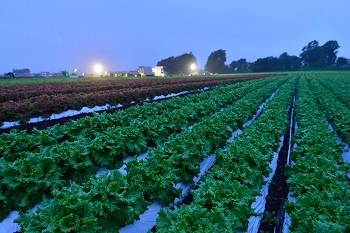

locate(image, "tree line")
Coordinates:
157 40 349 74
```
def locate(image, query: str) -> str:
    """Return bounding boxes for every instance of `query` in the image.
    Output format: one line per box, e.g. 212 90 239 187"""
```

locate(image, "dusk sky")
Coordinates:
1 1 349 74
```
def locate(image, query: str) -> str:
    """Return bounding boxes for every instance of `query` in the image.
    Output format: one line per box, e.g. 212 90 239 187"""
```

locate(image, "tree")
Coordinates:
177 52 197 75
252 56 279 72
204 49 227 74
300 40 326 68
336 57 348 66
230 58 249 72
157 52 197 75
278 52 301 70
157 56 177 74
300 40 340 68
323 40 339 66
302 40 319 52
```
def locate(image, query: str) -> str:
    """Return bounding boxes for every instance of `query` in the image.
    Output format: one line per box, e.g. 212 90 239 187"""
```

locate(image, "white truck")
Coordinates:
138 66 166 77
152 66 166 77
40 72 53 78
138 66 153 77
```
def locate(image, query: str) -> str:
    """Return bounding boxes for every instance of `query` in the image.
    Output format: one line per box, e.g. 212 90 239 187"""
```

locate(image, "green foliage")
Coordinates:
252 56 280 72
230 58 250 72
286 75 350 232
156 76 296 231
300 40 340 68
251 53 302 72
307 76 350 144
16 172 150 232
16 187 100 233
278 52 301 70
157 52 197 75
0 153 64 211
2 75 293 232
336 57 348 67
204 49 229 74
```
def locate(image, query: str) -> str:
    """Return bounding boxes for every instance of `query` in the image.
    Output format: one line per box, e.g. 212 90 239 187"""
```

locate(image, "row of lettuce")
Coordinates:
156 72 350 232
154 74 296 232
285 74 350 232
3 72 349 232
12 77 286 232
312 73 350 143
154 72 350 232
0 75 268 125
318 73 350 110
0 76 286 227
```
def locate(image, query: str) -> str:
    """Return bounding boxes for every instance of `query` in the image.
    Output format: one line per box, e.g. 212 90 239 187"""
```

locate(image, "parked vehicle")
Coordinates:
138 66 153 77
4 72 15 77
152 66 166 77
138 66 166 77
40 72 53 78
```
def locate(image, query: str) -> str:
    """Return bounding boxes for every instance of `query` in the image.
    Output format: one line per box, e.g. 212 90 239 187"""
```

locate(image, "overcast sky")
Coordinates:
1 0 349 74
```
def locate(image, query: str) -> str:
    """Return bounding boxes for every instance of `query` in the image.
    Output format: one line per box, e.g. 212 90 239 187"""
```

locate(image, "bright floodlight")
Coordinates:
190 63 197 70
94 64 103 74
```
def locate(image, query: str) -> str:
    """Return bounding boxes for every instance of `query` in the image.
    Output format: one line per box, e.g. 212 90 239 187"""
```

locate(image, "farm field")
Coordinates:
0 74 271 128
0 72 350 233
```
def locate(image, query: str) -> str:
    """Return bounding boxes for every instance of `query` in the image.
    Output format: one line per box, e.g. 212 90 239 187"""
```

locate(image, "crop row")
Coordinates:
0 78 251 124
285 76 350 232
0 75 270 102
0 77 286 221
155 75 296 232
0 77 276 161
14 76 288 232
127 77 286 204
309 77 350 144
311 72 350 110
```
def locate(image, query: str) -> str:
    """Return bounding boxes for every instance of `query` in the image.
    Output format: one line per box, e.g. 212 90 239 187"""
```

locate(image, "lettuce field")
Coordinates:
0 72 349 233
0 75 269 126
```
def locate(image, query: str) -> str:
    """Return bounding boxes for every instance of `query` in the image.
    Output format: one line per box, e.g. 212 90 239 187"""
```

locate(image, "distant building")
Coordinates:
13 68 31 77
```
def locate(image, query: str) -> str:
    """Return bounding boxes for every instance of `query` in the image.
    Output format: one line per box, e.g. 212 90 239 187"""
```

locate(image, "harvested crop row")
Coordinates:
0 74 270 99
0 75 268 103
0 78 245 124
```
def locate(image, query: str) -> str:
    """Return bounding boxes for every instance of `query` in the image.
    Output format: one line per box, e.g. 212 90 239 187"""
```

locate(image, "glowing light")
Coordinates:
94 64 103 74
190 63 197 70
